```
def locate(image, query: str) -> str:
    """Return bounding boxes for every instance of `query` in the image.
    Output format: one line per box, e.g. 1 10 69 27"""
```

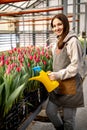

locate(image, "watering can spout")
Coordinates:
29 66 59 92
29 76 42 82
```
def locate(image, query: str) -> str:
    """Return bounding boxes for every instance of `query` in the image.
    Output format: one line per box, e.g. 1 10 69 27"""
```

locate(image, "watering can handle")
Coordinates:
46 71 51 75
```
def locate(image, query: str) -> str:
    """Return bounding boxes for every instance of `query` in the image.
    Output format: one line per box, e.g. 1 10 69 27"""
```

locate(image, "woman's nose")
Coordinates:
55 26 59 30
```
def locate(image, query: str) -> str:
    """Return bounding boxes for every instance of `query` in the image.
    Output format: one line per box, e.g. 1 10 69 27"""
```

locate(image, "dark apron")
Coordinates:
49 46 84 108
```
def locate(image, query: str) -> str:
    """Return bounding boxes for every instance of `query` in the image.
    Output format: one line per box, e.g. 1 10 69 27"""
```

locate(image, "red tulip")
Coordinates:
29 55 33 60
13 48 17 51
16 67 21 72
28 63 30 67
43 60 47 65
5 60 9 65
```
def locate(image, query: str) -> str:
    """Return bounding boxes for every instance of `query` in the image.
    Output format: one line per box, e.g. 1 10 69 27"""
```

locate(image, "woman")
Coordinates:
46 13 84 130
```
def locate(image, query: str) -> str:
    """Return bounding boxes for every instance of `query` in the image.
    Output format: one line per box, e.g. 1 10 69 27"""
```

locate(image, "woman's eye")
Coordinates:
57 23 63 26
53 25 56 28
53 23 62 28
58 23 62 26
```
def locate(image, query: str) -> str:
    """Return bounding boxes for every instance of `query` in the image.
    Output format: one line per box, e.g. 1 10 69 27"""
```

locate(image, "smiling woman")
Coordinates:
51 18 64 37
51 14 69 49
46 13 84 130
0 1 86 130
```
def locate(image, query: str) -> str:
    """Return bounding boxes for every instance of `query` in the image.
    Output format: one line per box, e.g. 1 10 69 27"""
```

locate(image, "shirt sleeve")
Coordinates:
53 38 81 80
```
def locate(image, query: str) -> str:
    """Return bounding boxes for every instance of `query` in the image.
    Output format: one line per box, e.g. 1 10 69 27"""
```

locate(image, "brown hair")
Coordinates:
51 13 69 49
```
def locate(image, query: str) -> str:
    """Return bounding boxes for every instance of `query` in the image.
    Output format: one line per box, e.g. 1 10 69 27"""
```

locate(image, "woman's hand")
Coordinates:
48 72 56 80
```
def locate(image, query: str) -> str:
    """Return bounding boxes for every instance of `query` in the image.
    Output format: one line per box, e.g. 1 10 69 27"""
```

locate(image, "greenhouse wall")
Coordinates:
0 0 87 51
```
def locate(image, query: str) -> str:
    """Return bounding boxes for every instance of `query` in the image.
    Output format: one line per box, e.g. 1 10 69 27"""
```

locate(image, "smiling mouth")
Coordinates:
56 30 61 34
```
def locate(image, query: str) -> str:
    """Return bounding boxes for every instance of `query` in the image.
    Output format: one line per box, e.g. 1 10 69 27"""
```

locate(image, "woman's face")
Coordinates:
52 18 64 37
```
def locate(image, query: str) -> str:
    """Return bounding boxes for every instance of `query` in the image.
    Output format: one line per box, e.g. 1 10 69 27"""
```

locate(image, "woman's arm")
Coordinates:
49 38 82 80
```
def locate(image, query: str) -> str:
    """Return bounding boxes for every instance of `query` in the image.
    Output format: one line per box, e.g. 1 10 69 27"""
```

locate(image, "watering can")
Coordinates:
29 66 59 92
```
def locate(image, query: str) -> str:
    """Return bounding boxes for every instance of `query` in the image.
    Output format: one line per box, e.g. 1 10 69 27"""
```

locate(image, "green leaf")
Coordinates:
4 74 13 103
10 73 21 92
18 73 28 85
4 83 26 116
0 82 5 106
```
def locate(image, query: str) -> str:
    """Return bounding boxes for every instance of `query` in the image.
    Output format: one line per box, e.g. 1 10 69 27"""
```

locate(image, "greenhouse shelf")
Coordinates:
18 102 42 130
0 86 48 130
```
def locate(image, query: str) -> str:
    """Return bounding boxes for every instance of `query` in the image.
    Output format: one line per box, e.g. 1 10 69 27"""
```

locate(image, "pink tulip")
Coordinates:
5 69 11 74
40 51 44 56
5 65 11 74
36 58 40 63
0 60 4 66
